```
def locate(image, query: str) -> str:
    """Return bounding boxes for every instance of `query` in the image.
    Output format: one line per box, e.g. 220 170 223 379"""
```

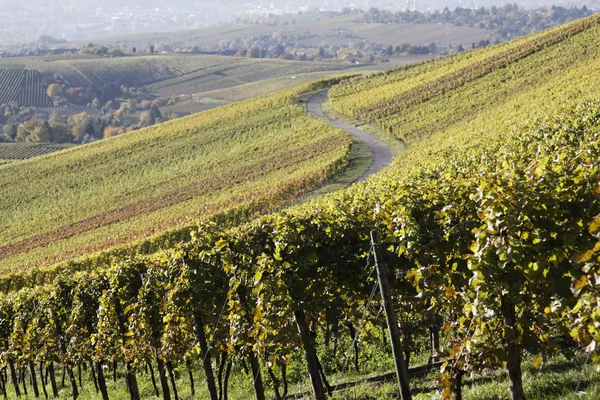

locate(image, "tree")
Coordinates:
47 84 62 98
108 48 124 57
50 123 72 143
72 124 86 142
248 47 261 58
15 120 41 142
96 46 109 55
150 104 162 122
28 121 52 143
2 124 17 141
272 44 285 58
139 111 154 127
84 119 96 137
103 125 123 138
394 43 412 54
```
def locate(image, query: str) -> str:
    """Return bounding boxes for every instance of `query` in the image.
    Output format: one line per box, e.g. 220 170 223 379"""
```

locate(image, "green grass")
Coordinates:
200 71 360 103
332 355 600 400
3 348 597 399
0 84 352 275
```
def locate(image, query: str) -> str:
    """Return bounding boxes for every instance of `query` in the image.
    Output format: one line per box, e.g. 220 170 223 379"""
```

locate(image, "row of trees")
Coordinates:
0 77 190 144
0 100 168 144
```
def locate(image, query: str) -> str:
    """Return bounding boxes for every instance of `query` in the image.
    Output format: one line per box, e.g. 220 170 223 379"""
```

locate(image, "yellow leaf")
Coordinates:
589 215 600 234
573 250 594 264
451 345 461 357
469 241 478 253
533 355 543 368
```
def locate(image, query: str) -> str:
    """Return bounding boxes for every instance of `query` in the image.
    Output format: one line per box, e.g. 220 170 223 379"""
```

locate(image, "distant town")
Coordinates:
0 0 598 47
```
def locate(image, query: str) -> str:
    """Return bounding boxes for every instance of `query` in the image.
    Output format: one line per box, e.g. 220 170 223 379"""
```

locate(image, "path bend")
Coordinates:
306 91 393 183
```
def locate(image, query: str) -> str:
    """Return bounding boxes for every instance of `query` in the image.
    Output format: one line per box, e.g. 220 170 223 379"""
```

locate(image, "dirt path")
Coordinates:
306 91 393 182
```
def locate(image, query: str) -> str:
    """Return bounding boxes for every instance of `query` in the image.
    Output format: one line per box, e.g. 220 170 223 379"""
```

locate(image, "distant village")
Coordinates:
1 0 598 51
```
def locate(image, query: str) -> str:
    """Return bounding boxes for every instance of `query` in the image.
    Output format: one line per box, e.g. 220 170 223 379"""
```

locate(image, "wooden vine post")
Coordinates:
370 230 412 400
294 309 327 400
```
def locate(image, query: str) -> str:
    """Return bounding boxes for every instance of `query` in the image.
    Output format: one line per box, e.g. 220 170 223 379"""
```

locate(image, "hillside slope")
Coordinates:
0 84 351 275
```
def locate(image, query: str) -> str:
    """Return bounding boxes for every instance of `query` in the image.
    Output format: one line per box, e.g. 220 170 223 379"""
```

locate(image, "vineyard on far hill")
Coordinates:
0 68 53 107
147 59 353 97
0 143 74 160
0 54 358 149
0 55 242 107
2 15 600 400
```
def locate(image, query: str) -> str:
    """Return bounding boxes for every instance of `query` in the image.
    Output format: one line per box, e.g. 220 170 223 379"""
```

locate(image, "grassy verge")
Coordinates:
3 349 597 399
334 355 600 400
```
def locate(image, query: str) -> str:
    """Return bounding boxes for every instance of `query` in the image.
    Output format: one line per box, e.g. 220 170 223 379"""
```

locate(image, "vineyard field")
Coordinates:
0 143 74 160
3 15 600 400
0 66 24 104
0 54 356 109
150 61 360 116
0 81 351 274
0 67 53 107
147 59 355 97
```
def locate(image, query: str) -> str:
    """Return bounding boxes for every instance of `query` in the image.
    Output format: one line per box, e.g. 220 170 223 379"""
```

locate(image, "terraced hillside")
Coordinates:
0 83 351 275
2 15 600 400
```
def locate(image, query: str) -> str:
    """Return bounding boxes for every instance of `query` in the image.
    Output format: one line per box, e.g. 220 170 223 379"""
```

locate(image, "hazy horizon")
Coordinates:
0 0 597 45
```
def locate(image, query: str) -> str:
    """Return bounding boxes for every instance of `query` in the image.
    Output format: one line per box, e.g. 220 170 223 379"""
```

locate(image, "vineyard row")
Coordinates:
1 92 599 399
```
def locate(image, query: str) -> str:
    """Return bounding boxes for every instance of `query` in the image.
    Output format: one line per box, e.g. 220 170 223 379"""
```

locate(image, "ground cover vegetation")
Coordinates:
2 13 600 400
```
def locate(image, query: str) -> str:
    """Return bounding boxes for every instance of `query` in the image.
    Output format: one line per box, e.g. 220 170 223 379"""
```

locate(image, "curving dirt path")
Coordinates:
306 91 393 182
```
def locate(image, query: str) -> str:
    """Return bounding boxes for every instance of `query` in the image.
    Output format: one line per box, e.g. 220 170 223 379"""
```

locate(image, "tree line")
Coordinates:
360 4 594 40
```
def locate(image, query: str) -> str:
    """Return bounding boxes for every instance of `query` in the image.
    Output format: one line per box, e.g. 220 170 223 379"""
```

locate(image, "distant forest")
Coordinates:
359 4 594 39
